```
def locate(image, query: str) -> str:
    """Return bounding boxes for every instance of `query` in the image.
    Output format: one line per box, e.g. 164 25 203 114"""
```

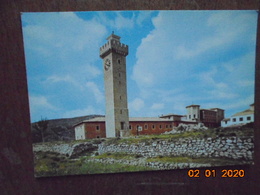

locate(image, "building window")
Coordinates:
118 59 121 64
120 96 122 100
169 125 172 128
247 116 251 121
119 73 121 77
189 115 191 119
194 114 196 118
152 124 155 129
96 125 100 130
159 125 162 129
145 124 148 130
97 136 100 138
232 118 236 122
239 117 243 122
121 122 124 130
129 125 132 129
166 125 168 128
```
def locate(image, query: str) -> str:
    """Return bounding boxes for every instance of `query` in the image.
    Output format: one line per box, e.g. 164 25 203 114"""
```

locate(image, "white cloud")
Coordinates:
86 81 104 103
129 98 145 112
115 12 134 29
223 94 254 112
136 11 153 26
96 12 135 30
62 106 103 118
45 75 74 83
85 64 102 77
29 95 57 111
23 12 107 62
151 103 164 110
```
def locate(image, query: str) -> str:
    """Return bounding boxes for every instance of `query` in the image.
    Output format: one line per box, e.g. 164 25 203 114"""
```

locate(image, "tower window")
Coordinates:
121 122 125 130
118 59 121 64
119 73 121 77
145 124 148 130
96 125 100 131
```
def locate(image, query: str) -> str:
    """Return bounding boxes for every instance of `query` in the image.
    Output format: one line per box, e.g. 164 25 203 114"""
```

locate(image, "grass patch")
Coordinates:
93 152 139 160
146 155 251 167
78 161 156 174
34 152 154 177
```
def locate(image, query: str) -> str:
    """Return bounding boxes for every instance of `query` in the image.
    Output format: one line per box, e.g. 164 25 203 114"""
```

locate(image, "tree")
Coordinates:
33 118 48 143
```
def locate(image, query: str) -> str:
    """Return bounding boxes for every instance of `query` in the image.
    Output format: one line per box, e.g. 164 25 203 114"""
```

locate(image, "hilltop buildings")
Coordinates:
74 34 225 140
74 104 225 140
221 104 254 127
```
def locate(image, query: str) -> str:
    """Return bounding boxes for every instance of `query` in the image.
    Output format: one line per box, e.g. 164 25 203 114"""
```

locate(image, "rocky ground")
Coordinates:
33 123 254 177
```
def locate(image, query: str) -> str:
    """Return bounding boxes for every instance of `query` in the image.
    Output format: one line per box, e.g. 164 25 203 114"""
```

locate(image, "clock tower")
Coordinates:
100 33 130 137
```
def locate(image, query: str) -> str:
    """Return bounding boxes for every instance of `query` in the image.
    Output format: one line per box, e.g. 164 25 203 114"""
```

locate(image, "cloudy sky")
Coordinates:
21 10 257 122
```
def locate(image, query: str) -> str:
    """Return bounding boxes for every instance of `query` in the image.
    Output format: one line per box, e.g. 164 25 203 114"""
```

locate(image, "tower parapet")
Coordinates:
100 34 128 58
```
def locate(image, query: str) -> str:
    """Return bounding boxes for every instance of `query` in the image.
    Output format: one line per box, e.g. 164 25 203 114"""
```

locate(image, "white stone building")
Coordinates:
221 104 254 127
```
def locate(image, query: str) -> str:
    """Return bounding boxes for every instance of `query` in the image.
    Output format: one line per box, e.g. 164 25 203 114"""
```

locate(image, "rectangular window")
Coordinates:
169 125 172 128
121 122 124 130
239 117 243 122
159 125 162 129
129 125 132 129
152 124 155 129
96 125 100 130
232 118 236 122
145 125 148 130
247 116 251 121
166 125 168 128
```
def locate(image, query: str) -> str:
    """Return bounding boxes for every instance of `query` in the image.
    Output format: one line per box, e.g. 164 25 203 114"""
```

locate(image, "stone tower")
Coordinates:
100 33 130 138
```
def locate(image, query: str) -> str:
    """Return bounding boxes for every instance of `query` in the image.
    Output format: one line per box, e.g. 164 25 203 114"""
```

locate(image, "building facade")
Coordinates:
74 117 198 140
185 105 224 128
221 104 254 127
100 33 130 138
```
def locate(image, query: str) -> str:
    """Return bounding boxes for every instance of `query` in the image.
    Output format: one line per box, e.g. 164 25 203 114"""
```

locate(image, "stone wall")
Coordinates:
33 141 100 158
98 136 254 161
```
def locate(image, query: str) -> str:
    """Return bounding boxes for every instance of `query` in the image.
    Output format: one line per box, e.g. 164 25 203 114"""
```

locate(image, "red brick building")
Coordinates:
74 117 197 140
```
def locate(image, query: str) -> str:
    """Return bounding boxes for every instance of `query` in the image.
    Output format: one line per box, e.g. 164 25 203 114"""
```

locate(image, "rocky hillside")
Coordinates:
31 115 104 143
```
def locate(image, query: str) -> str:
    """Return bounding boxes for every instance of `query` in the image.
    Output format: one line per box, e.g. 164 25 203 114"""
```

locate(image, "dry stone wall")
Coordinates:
98 136 254 161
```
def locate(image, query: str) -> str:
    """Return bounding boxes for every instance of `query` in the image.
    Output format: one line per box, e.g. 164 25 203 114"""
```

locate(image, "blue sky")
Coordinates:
21 11 257 122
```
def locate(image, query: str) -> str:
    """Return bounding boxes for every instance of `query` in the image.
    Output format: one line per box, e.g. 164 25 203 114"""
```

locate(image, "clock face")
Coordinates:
104 59 111 71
